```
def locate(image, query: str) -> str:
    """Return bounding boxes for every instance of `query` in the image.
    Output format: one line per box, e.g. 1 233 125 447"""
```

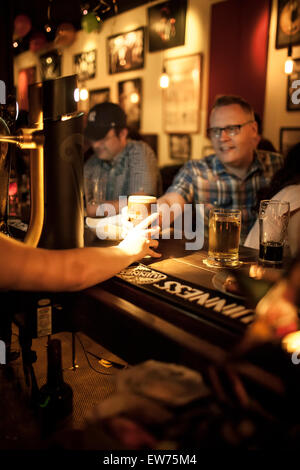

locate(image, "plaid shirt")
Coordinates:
84 140 161 204
166 150 284 242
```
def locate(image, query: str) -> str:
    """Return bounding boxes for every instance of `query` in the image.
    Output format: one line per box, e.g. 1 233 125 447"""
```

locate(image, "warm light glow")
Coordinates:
285 58 294 74
192 68 199 80
282 331 300 353
79 88 89 101
249 264 264 279
45 25 52 33
160 72 169 88
13 41 19 48
130 92 139 104
46 57 53 64
83 9 88 15
15 101 19 120
61 114 73 121
74 88 80 102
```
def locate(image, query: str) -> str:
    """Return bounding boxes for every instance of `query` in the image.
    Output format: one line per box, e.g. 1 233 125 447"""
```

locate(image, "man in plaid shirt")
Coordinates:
158 95 283 242
84 102 160 217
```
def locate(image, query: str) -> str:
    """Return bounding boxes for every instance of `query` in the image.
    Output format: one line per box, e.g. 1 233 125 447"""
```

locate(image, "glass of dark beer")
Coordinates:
207 208 241 267
258 200 290 266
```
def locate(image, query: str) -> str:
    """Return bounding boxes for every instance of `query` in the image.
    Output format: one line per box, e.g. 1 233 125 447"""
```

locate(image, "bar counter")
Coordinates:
74 229 284 397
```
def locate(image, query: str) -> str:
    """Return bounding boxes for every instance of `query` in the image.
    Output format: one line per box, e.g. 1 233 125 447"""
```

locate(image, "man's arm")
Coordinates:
157 192 186 227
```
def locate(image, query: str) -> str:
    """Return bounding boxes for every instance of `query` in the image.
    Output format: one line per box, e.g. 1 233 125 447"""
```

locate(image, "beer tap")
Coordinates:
0 127 44 247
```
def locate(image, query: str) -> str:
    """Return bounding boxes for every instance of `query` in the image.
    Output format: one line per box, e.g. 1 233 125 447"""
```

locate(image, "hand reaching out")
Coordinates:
118 212 161 260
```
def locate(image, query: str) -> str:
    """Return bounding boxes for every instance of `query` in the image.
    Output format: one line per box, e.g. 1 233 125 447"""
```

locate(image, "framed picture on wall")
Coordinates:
73 50 96 81
148 0 187 52
118 78 142 130
287 58 300 110
107 27 145 74
89 88 110 108
280 127 300 154
276 0 300 49
169 134 191 160
40 50 61 81
163 53 202 134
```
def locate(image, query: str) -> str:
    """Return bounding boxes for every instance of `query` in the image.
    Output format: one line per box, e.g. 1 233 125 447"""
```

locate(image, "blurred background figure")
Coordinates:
84 102 161 217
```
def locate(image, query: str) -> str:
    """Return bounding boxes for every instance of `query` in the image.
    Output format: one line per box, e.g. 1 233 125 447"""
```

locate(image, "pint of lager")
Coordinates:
207 208 241 267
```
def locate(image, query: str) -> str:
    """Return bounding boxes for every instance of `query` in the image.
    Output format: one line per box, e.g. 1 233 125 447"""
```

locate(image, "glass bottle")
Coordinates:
39 338 73 434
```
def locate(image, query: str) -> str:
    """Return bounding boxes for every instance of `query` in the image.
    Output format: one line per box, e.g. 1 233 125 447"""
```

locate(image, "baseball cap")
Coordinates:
85 102 127 141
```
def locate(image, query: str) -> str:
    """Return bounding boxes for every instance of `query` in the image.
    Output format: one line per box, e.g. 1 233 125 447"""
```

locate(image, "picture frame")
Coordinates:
73 50 96 81
276 0 300 49
40 50 61 81
280 127 300 155
118 78 142 130
148 0 187 52
287 58 300 110
107 27 145 74
169 134 191 160
89 88 110 109
163 53 202 134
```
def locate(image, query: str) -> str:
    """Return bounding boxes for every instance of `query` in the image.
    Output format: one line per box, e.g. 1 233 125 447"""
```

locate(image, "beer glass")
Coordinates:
207 208 241 267
127 195 157 226
259 200 290 265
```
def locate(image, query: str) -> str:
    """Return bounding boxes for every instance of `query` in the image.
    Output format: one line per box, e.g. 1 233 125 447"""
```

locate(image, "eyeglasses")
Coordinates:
207 120 254 139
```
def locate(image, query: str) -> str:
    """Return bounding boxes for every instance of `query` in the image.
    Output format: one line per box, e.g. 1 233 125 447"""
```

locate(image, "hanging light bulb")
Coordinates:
285 44 294 74
160 66 169 88
79 87 89 101
130 92 139 104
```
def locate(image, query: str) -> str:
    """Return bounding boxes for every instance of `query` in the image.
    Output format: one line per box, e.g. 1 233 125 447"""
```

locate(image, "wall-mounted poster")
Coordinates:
107 27 145 74
118 78 142 130
148 0 187 52
40 50 61 81
169 134 191 160
89 88 110 108
163 53 201 134
280 127 300 154
276 0 300 49
287 58 300 110
74 50 96 81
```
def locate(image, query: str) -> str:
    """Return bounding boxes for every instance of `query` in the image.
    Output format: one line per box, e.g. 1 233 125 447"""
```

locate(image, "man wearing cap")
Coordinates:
84 102 160 217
